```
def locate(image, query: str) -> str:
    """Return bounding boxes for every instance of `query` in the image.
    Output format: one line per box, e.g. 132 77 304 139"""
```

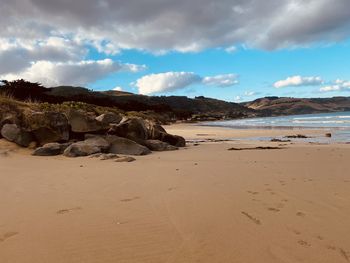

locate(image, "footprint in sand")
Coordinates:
168 187 177 191
0 232 19 242
241 211 261 225
267 207 280 212
327 246 350 262
247 191 259 195
296 212 306 217
57 207 82 214
120 196 140 202
298 240 311 247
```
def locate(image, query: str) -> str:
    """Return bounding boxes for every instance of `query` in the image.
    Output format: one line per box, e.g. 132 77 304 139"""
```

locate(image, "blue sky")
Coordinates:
1 0 350 102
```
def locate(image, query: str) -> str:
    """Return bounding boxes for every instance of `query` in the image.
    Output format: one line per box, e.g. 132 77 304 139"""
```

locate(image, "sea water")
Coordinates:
202 111 350 143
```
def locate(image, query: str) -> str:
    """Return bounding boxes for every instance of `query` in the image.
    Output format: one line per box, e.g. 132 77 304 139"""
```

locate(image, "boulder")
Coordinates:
106 135 151 156
63 136 110 157
95 112 122 126
66 110 104 133
108 118 148 143
156 132 186 147
33 142 71 156
1 124 34 147
24 111 69 145
142 140 178 151
145 120 186 147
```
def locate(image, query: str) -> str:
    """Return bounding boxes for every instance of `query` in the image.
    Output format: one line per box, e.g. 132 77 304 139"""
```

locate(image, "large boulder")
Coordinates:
108 118 148 143
142 140 178 151
1 124 34 147
63 136 110 157
95 112 122 126
33 142 71 156
145 121 186 147
106 135 151 156
66 110 104 133
24 111 69 145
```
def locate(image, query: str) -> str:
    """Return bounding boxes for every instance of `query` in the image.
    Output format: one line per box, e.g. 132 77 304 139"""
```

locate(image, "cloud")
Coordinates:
1 0 350 56
202 74 239 87
225 46 237 53
0 59 144 87
136 72 239 95
274 75 323 88
244 91 257 96
320 79 350 92
113 86 123 91
136 72 201 95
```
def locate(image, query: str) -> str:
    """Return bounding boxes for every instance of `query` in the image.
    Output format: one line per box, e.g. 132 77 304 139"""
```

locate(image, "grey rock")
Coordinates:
33 142 71 156
108 118 148 143
143 140 178 151
114 156 136 162
95 112 122 125
1 124 34 147
63 136 110 157
106 135 151 156
66 110 104 133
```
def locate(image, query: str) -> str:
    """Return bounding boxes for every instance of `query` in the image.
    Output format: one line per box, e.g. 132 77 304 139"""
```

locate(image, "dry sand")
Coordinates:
0 124 350 263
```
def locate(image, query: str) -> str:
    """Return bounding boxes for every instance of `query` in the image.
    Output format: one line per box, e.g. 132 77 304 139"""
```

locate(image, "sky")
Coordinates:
1 0 350 102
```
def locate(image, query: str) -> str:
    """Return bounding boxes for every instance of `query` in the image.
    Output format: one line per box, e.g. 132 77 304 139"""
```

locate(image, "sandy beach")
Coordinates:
1 124 350 263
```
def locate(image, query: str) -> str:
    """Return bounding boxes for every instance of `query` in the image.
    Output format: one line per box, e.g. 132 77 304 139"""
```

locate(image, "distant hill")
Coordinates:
0 80 257 122
243 96 350 116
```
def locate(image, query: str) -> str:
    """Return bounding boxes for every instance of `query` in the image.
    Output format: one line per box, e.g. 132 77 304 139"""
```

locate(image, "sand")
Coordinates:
0 124 349 263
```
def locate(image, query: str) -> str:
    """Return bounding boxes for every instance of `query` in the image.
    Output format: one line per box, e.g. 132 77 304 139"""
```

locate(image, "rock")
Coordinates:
106 135 151 156
114 156 136 162
66 110 104 133
145 121 186 147
1 124 34 147
25 111 69 145
95 112 122 126
33 142 71 156
63 136 110 157
325 133 332 137
157 132 186 147
89 153 120 160
285 134 309 139
108 118 148 143
142 140 178 151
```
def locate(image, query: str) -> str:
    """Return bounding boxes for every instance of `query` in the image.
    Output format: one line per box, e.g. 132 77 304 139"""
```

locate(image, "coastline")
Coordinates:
1 124 350 263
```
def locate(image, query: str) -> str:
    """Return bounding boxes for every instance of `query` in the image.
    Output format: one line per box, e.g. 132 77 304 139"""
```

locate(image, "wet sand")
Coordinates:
0 125 349 263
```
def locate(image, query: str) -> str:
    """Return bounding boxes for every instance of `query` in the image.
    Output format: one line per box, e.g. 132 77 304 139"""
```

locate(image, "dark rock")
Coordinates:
1 124 34 147
285 134 309 139
66 110 104 133
95 112 122 125
33 142 71 156
108 118 148 143
106 135 151 156
142 140 178 151
325 133 332 137
25 111 69 145
63 136 110 157
271 138 291 142
114 156 136 162
157 132 186 147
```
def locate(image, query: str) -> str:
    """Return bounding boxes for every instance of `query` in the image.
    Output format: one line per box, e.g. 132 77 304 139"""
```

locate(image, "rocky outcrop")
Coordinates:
66 110 105 133
108 118 148 143
95 112 122 126
106 135 151 156
142 140 178 151
1 124 34 147
24 111 69 145
63 136 110 157
33 142 71 156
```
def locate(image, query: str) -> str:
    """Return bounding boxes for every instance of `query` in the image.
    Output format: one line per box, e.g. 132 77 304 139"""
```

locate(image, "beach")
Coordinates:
1 124 350 263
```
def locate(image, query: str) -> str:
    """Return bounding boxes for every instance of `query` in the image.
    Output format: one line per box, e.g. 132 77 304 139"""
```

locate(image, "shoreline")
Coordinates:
1 124 349 263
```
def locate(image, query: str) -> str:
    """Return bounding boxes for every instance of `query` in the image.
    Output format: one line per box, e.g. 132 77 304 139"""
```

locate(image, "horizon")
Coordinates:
1 0 350 102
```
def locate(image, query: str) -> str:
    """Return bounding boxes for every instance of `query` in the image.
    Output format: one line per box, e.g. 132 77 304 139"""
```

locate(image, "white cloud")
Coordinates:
113 86 123 91
225 46 237 53
274 75 323 88
202 74 239 87
320 79 350 92
136 72 239 95
0 59 144 87
233 96 242 102
136 72 201 95
244 91 256 96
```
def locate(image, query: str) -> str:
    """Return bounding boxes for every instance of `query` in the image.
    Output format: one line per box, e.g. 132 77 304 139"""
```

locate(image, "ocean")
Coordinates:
202 111 350 143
